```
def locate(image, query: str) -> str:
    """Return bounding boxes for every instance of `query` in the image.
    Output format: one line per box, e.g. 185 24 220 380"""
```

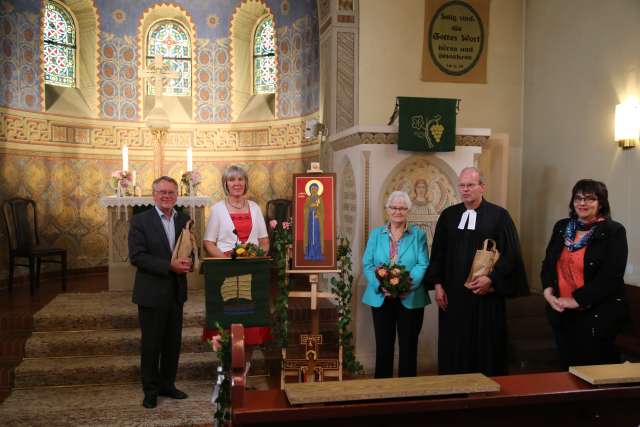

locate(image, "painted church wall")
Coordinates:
0 0 321 283
0 1 40 111
357 0 524 224
522 0 640 289
0 0 319 120
0 110 316 277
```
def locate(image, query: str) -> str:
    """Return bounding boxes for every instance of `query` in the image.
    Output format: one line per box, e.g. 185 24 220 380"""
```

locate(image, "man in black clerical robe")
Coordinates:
425 167 529 376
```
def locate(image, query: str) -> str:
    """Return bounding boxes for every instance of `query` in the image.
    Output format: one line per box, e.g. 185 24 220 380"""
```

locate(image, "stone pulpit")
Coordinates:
322 126 502 375
99 196 210 291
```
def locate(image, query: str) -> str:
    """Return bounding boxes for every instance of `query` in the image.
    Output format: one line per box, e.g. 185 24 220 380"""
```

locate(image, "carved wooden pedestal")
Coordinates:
282 271 342 387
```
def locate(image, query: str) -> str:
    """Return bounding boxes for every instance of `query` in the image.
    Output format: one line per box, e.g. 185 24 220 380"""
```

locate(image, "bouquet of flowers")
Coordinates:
375 263 411 298
231 242 265 259
181 170 202 193
111 170 133 194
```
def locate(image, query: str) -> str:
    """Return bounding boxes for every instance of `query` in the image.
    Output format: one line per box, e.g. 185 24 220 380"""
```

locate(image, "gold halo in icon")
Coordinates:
305 179 324 196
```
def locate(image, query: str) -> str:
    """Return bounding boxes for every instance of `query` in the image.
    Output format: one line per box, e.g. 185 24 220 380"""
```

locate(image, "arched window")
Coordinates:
253 16 276 94
43 1 76 87
146 20 191 96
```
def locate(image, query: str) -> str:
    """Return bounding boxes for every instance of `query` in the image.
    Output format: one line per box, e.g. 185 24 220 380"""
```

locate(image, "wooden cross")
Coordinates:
288 273 335 311
142 54 178 176
141 54 179 99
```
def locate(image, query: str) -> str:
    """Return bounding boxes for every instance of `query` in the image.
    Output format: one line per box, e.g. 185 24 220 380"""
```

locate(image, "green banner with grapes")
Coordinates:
397 97 458 152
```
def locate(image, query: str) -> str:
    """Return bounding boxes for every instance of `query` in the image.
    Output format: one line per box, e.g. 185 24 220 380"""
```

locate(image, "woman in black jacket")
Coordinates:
540 179 628 369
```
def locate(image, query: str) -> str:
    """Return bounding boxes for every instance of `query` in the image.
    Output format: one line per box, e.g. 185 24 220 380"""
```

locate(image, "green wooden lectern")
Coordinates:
202 258 272 330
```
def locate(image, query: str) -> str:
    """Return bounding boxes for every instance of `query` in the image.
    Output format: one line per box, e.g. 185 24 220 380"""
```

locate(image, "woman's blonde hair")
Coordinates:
222 165 249 196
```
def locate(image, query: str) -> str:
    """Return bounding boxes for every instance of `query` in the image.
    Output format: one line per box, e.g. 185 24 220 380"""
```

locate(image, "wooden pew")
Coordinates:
616 284 640 360
231 323 246 409
230 323 640 426
232 372 640 426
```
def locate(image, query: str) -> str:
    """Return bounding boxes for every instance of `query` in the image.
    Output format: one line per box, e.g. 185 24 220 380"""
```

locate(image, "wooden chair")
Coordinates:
266 198 292 224
2 197 67 295
265 198 292 256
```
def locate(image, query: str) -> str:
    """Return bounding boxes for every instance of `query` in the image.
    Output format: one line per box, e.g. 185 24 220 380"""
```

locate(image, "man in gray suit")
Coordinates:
128 176 192 409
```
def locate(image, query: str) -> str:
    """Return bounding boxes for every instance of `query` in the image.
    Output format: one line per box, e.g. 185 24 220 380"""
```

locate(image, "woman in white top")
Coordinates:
203 165 269 257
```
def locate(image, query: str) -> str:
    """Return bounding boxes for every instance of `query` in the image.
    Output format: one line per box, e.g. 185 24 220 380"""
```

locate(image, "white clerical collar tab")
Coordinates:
458 209 477 230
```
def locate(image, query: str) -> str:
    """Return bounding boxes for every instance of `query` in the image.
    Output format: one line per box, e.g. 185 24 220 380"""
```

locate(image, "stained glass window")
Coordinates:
253 16 276 94
147 21 191 96
44 1 76 87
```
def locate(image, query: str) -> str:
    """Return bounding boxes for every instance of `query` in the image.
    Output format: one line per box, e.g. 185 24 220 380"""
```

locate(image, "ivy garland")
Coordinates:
271 220 292 348
330 236 364 375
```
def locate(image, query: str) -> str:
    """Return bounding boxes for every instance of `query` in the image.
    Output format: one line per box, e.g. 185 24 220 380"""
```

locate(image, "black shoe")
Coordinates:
159 388 188 399
142 394 157 409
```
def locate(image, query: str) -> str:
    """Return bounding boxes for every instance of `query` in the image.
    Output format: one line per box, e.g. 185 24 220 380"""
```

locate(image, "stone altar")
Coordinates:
99 196 210 291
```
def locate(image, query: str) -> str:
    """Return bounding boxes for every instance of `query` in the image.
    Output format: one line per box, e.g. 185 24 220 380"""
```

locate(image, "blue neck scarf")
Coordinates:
564 218 603 252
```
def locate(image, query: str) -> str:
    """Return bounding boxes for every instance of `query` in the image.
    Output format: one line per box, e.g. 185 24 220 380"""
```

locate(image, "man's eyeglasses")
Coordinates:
155 190 177 196
573 195 597 204
387 206 408 212
458 183 479 190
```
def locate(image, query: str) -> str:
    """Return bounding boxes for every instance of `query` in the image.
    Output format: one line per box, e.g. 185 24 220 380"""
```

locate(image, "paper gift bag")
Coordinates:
464 238 500 288
172 219 201 272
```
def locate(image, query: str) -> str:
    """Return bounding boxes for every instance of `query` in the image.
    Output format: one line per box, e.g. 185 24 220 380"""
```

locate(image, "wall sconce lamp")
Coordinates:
304 119 326 140
615 102 639 149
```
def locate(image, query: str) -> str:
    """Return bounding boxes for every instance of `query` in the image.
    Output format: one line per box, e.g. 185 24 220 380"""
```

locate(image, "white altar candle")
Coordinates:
122 145 128 171
187 146 193 171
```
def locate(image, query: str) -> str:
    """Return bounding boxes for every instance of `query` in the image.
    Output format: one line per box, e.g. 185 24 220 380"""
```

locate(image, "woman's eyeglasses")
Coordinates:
573 195 597 204
387 206 408 212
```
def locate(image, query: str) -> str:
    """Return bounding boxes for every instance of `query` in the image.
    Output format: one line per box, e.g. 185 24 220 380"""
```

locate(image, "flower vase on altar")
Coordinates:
111 170 135 197
181 171 201 196
181 182 198 197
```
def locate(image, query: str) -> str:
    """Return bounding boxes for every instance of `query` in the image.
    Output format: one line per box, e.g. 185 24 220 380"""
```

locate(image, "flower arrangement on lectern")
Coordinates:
230 242 265 259
180 170 202 196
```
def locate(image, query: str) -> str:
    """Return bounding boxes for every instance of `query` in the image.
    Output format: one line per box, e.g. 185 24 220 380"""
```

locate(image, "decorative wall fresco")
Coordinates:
100 33 138 120
194 38 231 122
0 0 319 121
277 15 319 118
0 3 40 111
0 150 312 278
0 107 319 282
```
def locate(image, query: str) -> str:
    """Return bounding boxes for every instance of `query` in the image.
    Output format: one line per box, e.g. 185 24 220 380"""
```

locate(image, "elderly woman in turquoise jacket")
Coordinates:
362 190 430 378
